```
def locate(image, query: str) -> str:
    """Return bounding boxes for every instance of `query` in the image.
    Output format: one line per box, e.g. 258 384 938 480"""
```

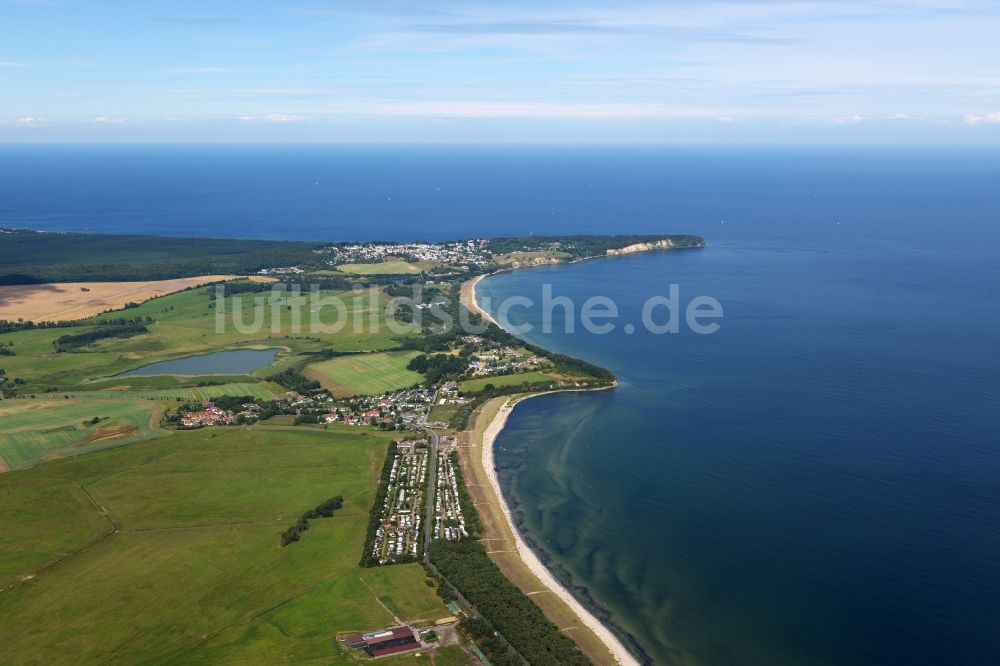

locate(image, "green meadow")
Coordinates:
0 426 451 664
0 399 165 470
55 381 279 402
336 259 439 275
0 283 418 392
307 350 423 397
459 371 566 393
81 373 274 391
427 401 462 424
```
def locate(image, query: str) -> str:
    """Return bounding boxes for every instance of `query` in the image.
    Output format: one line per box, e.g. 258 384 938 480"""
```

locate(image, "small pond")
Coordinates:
119 349 278 376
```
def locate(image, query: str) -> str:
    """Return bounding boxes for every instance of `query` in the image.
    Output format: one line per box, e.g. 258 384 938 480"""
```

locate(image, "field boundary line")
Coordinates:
0 484 118 596
358 573 402 625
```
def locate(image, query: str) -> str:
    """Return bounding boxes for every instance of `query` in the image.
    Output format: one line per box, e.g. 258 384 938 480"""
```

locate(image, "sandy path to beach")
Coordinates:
460 395 640 666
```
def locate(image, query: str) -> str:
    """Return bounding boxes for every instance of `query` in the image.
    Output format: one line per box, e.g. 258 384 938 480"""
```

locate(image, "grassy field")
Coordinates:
459 371 566 393
54 381 279 402
0 426 452 664
0 399 164 470
81 373 271 391
336 259 439 275
307 351 424 397
0 283 418 392
493 250 573 265
427 401 462 424
427 645 470 665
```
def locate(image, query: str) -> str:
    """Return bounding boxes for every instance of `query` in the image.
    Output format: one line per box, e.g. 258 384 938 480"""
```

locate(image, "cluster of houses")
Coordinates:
318 387 435 428
275 391 328 410
321 239 491 267
371 441 428 564
466 345 545 377
249 239 497 278
266 387 434 427
178 401 261 428
434 380 467 404
169 386 438 433
255 266 305 277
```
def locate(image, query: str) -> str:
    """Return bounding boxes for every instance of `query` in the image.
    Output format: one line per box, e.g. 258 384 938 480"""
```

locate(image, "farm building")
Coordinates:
344 626 420 658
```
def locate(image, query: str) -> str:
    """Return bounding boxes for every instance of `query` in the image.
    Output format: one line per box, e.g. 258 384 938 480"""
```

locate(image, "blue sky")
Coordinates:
1 0 998 143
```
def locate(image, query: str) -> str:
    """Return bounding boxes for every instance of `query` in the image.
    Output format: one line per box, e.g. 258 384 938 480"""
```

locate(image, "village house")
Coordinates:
180 402 235 428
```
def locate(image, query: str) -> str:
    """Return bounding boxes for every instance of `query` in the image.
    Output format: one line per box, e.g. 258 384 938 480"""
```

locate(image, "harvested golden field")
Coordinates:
0 276 268 322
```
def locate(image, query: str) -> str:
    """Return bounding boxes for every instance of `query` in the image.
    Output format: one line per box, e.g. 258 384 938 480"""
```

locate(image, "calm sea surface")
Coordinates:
3 146 999 665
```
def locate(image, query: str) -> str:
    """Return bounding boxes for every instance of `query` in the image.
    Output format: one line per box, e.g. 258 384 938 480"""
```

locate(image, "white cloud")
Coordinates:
91 116 128 124
964 111 1000 124
0 61 32 68
14 116 46 127
237 113 308 123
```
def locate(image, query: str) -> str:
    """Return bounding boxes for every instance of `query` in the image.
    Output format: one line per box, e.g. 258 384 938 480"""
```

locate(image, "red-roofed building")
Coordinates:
371 642 419 657
347 625 419 658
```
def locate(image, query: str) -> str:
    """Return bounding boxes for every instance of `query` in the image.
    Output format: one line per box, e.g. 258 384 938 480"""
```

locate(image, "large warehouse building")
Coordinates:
345 626 420 658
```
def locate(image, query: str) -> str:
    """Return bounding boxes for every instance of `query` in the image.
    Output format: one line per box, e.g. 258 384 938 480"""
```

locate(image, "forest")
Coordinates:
430 540 592 666
0 229 320 283
53 322 150 352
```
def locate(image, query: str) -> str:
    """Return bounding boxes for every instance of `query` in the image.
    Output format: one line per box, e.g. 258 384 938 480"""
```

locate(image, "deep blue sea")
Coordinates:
3 146 999 665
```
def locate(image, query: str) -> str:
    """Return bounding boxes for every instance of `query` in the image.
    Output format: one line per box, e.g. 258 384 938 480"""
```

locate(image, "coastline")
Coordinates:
459 273 500 328
463 268 641 666
460 245 695 331
477 392 641 666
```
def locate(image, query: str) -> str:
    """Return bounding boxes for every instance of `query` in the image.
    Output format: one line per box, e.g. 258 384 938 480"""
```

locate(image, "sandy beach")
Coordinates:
477 395 641 666
458 272 638 665
459 273 500 327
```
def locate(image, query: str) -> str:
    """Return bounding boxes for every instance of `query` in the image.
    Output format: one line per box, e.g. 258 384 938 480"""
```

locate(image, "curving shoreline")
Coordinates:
478 391 641 666
460 245 705 664
461 245 697 332
466 268 642 666
459 273 500 328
